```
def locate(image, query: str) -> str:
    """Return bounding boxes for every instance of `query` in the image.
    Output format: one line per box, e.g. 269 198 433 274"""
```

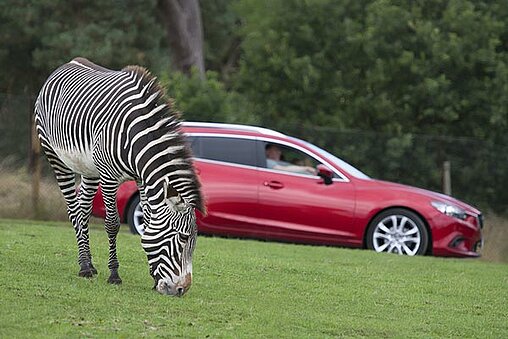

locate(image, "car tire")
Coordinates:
126 195 144 235
366 208 429 256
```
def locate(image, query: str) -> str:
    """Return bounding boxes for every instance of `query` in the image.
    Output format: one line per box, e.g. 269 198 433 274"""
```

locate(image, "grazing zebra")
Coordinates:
35 57 205 296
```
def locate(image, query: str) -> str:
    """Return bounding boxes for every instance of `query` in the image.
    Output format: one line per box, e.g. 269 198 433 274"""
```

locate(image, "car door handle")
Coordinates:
263 181 284 189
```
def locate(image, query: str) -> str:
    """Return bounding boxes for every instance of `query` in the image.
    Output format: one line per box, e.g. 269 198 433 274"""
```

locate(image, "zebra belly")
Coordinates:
54 148 100 177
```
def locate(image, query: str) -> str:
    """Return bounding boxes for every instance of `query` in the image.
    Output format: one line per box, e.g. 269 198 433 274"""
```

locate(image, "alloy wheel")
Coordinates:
371 214 422 255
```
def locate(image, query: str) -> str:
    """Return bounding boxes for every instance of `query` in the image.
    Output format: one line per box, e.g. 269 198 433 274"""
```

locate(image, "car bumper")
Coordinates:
430 213 483 258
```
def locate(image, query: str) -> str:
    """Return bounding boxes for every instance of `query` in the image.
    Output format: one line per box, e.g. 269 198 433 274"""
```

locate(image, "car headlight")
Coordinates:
431 201 467 220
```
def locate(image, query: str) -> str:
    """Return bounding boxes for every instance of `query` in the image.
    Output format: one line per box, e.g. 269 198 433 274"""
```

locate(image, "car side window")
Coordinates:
191 136 257 167
263 141 320 176
186 136 198 154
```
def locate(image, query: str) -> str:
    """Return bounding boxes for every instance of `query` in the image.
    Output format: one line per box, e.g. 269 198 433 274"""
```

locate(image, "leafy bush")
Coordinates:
161 69 259 124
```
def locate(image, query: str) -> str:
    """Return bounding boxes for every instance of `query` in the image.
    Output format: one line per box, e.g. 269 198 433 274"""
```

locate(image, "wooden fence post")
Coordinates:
442 160 452 196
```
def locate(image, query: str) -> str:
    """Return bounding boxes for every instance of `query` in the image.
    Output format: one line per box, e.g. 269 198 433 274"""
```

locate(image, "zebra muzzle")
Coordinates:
155 273 192 297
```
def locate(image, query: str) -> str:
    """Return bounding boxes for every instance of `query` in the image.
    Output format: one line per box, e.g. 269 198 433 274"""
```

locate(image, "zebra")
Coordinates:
34 57 205 296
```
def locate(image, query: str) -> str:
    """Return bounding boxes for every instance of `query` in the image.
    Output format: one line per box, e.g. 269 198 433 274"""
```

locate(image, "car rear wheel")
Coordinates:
126 195 144 235
366 208 429 256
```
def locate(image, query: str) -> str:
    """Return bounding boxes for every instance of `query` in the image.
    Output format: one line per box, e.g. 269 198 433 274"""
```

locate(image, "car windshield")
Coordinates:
293 137 370 179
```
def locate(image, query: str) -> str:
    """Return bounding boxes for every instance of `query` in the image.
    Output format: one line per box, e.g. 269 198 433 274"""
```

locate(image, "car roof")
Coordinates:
181 121 365 181
181 121 287 139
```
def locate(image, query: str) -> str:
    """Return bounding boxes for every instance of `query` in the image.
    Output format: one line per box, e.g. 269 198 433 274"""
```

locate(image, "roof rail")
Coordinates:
182 121 286 137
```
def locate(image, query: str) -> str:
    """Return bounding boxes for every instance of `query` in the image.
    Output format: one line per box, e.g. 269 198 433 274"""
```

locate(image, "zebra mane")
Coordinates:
122 65 205 214
121 65 180 116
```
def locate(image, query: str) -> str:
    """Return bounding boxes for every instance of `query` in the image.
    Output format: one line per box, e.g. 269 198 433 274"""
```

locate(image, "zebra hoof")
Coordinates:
107 275 122 285
90 264 98 275
78 269 94 278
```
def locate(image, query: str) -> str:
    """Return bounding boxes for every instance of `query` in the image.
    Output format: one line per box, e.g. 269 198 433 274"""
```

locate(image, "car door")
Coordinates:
189 135 263 237
257 140 358 245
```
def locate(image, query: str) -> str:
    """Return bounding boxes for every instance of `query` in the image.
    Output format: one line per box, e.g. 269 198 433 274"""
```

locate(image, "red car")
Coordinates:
92 122 483 257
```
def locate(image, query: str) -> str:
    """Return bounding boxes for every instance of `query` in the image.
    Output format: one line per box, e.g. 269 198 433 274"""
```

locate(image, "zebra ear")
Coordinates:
168 195 186 212
163 177 186 211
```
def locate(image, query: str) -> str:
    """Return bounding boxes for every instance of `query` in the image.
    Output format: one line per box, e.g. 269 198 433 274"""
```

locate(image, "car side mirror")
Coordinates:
316 164 333 185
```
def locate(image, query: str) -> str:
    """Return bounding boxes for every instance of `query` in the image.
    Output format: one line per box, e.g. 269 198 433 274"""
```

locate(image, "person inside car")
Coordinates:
265 143 317 175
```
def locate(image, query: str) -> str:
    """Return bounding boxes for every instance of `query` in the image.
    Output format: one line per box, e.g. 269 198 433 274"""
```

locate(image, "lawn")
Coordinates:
0 219 507 338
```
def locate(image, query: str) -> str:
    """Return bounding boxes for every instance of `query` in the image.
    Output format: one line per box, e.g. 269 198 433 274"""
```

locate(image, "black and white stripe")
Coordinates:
35 57 204 296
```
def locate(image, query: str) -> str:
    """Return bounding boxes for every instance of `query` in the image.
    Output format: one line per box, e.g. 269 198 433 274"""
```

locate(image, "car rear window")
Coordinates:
190 136 257 167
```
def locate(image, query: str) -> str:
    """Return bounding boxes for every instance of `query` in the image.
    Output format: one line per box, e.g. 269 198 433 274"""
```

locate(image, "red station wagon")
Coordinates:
92 122 483 257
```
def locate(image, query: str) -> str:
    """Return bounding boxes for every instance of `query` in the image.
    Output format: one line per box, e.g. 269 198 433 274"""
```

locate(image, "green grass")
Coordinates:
1 220 507 338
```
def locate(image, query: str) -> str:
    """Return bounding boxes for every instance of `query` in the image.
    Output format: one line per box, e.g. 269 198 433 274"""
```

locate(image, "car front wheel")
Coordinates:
126 195 144 235
366 208 429 256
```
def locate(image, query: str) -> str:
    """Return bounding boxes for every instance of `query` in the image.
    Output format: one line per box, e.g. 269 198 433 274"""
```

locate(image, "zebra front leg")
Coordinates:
136 179 151 229
101 180 122 284
78 176 101 275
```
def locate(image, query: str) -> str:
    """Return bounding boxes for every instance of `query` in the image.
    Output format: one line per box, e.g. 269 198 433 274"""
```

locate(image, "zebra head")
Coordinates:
141 190 198 297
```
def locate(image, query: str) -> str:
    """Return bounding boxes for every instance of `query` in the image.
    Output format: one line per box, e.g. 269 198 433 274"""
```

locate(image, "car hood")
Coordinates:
368 179 481 215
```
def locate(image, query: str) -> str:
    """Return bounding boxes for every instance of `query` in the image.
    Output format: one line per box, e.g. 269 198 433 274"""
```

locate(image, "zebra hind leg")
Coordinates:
100 179 122 284
38 137 95 278
78 176 101 275
54 170 96 278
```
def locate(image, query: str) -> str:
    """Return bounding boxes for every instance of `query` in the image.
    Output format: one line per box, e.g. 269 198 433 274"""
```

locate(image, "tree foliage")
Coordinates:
235 0 508 143
160 69 257 124
200 0 243 82
0 0 164 94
